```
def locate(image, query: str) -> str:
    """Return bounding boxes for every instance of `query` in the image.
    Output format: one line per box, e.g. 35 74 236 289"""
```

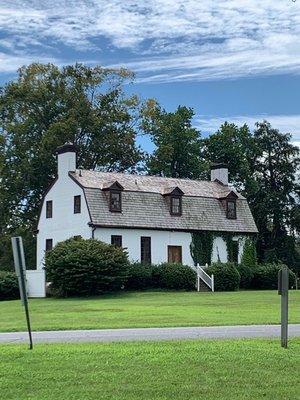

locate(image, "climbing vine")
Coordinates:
190 232 214 266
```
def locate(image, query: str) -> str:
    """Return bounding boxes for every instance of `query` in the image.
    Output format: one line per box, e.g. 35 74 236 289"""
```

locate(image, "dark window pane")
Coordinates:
45 239 53 252
46 200 53 218
141 237 151 264
171 196 181 215
110 191 121 212
227 200 236 219
111 235 122 247
74 195 81 214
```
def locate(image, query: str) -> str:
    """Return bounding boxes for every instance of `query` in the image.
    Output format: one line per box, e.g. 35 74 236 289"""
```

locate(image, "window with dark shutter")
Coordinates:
141 237 151 264
170 196 182 215
45 239 53 252
226 200 236 219
74 195 81 214
110 191 122 212
111 235 122 247
46 200 53 218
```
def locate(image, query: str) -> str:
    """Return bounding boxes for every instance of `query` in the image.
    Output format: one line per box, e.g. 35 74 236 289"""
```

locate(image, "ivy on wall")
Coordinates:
191 231 257 265
190 232 214 266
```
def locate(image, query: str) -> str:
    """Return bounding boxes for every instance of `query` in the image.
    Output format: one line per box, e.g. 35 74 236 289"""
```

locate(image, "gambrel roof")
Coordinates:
69 170 258 233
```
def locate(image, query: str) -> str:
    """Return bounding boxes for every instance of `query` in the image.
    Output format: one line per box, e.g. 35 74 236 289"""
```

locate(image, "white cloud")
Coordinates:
196 114 300 140
0 1 299 81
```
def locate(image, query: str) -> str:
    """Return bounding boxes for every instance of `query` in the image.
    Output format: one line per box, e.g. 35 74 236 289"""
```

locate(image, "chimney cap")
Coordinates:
56 142 77 155
210 162 228 170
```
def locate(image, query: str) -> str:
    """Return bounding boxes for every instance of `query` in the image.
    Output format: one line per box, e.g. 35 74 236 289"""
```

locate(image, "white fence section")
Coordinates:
26 270 46 297
196 263 214 292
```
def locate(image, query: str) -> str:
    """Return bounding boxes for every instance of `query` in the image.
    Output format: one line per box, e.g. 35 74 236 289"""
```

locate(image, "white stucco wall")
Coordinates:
211 235 245 264
36 174 91 270
94 227 194 265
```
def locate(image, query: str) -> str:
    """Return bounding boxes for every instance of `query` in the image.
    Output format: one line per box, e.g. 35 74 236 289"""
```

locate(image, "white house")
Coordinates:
32 143 257 297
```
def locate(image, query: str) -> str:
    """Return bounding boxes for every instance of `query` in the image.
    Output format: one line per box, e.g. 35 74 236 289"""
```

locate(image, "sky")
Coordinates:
0 0 300 152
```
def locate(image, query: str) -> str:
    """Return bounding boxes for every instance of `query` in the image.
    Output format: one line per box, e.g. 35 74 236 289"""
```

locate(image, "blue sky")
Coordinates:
0 0 300 152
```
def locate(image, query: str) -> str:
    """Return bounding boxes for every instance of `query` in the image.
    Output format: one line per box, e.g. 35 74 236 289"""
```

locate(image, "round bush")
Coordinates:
206 262 240 291
251 263 296 290
45 238 129 297
0 271 19 300
236 263 254 289
153 263 196 291
126 263 153 290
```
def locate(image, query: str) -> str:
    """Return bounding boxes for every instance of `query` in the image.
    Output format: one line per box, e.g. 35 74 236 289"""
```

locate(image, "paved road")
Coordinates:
1 324 300 344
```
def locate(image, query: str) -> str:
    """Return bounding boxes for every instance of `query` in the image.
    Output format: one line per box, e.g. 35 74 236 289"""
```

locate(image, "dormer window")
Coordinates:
110 191 122 212
226 200 236 219
102 181 124 213
162 186 184 216
171 196 182 215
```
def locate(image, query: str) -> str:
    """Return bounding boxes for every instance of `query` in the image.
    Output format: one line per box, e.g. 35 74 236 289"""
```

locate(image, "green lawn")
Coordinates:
1 290 299 332
1 339 299 400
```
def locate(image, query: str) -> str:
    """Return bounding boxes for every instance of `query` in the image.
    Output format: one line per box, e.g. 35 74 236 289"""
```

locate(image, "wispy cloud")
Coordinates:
196 114 300 140
0 1 299 82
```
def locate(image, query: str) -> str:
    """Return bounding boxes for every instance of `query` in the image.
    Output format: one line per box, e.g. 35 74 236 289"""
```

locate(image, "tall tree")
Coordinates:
205 120 300 270
0 63 146 230
142 104 205 179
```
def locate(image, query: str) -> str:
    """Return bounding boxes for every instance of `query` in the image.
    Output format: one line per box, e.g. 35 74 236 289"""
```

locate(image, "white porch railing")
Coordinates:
195 263 214 292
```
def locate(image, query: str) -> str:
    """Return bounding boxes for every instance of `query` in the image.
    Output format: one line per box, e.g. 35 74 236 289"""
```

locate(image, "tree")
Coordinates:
204 120 300 271
253 121 300 268
0 63 147 231
142 104 205 178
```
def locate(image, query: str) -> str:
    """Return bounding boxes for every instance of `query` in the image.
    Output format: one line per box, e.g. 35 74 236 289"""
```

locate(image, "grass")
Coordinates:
0 290 299 332
0 339 299 399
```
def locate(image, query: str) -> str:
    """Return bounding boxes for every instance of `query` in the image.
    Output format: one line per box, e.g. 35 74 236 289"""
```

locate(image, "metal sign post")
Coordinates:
11 237 33 350
278 266 289 349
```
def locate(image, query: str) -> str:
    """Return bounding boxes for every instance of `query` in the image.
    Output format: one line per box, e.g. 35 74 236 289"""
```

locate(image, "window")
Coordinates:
111 235 122 247
46 200 53 218
226 200 236 219
74 195 81 214
141 237 151 264
110 191 122 212
168 246 182 263
45 239 53 252
170 196 182 215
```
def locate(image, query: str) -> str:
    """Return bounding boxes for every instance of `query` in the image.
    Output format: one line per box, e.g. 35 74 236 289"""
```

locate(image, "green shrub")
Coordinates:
236 263 254 289
251 263 296 290
0 271 19 300
206 262 240 291
153 263 196 291
126 263 153 290
45 238 129 297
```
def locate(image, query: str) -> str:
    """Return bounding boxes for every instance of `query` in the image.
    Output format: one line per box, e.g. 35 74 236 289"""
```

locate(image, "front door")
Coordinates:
168 246 182 263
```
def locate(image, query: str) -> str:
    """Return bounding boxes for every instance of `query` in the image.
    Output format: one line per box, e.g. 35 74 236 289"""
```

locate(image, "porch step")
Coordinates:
198 279 211 292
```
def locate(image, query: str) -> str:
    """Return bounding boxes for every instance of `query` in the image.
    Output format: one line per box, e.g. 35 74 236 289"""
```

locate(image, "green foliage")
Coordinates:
0 63 146 231
204 121 300 271
142 104 206 178
190 232 214 265
236 264 254 289
241 237 257 269
126 263 153 290
45 238 129 297
0 228 36 271
206 262 240 291
152 263 196 291
250 263 296 290
0 271 19 300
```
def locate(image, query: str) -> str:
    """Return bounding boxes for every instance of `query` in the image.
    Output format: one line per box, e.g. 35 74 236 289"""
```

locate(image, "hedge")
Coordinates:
250 263 296 290
126 263 153 290
45 238 129 297
206 262 240 291
0 271 19 300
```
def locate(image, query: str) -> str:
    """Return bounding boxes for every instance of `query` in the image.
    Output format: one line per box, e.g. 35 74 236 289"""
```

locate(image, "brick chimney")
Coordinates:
210 163 228 185
56 143 77 177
